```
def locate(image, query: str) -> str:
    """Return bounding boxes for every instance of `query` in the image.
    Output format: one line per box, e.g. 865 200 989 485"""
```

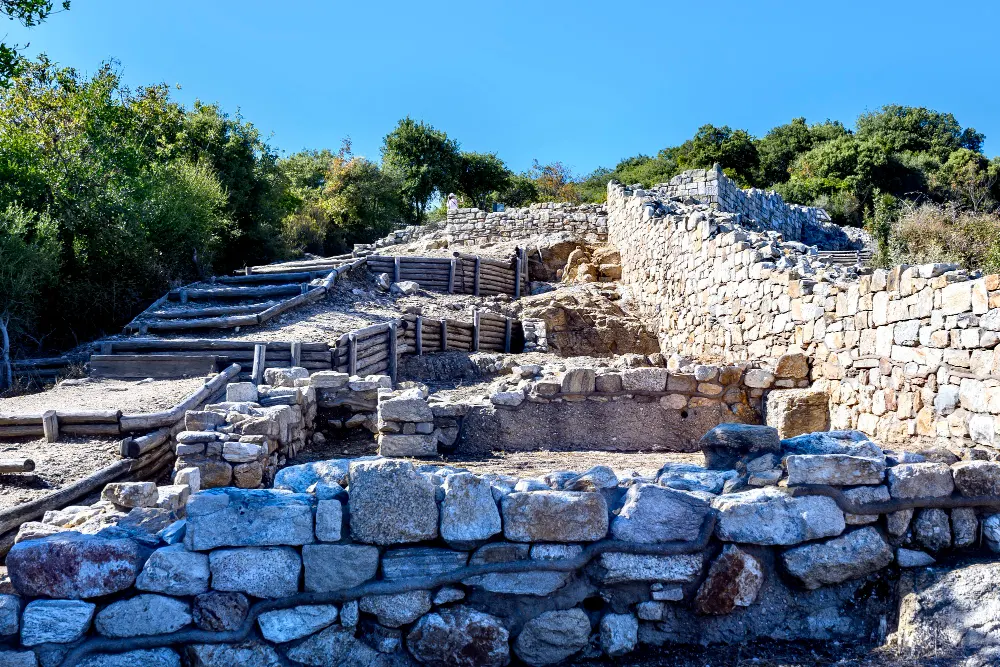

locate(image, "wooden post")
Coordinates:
472 309 480 352
0 458 34 473
415 317 423 356
348 334 358 376
179 289 188 305
245 267 252 276
100 341 113 355
448 259 457 294
41 410 58 443
387 322 398 384
473 257 481 296
514 255 522 299
251 344 266 385
290 341 302 367
440 319 448 351
521 247 529 287
393 257 401 283
504 317 512 353
300 283 309 294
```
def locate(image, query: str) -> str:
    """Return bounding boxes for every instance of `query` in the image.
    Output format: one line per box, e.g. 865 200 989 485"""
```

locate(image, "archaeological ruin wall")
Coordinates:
445 202 608 246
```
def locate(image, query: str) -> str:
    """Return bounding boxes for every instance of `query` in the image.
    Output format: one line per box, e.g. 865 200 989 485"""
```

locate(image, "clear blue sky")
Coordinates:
7 0 1000 174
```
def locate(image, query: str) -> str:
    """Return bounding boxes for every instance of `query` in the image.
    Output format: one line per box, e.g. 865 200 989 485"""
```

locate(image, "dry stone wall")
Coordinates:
6 425 1000 666
445 203 608 246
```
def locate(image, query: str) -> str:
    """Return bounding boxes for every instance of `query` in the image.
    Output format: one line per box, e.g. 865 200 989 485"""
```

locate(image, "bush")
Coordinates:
888 202 1000 273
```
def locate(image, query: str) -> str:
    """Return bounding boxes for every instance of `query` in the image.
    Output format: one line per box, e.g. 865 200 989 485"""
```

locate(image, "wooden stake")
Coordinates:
504 317 512 353
514 255 522 299
473 257 481 296
440 319 448 351
387 322 398 384
415 317 423 356
472 309 480 352
448 259 457 294
394 257 401 283
41 410 58 443
251 344 266 385
290 341 302 367
348 334 358 376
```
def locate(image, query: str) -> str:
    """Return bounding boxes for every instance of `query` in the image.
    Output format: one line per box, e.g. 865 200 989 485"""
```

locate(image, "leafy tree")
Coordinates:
498 173 539 208
529 160 582 203
662 124 759 186
381 118 460 223
754 118 848 186
456 151 511 210
856 105 983 162
0 0 68 81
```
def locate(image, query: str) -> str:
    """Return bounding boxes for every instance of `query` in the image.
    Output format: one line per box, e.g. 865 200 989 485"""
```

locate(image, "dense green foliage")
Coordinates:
0 0 68 80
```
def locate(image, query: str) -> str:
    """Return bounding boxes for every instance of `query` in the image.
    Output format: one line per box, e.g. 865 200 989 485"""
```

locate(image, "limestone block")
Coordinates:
101 482 158 509
359 590 432 627
502 491 608 542
94 594 192 638
712 487 845 545
514 609 591 666
257 605 338 643
888 463 955 499
136 544 210 596
611 483 711 543
381 547 469 580
302 544 379 592
785 454 885 486
21 599 95 646
184 488 314 551
700 423 781 469
209 547 301 598
7 533 144 599
348 458 439 544
765 388 830 439
596 553 704 584
441 473 502 546
621 367 668 392
781 527 893 589
377 433 438 457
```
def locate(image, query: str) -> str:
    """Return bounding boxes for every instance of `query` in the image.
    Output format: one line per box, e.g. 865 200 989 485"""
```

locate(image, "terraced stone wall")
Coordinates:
445 203 608 246
4 428 1000 666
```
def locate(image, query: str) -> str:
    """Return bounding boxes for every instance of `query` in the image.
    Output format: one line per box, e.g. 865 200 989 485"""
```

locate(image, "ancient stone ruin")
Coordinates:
2 165 1000 666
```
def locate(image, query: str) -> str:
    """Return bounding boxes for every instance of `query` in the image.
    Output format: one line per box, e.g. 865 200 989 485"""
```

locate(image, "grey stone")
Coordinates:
359 590 432 627
785 454 885 486
781 431 883 459
563 465 618 491
20 599 95 646
226 382 258 402
781 527 893 589
621 367 667 392
303 544 380 592
349 459 439 545
136 544 209 596
378 433 438 457
221 441 262 463
285 625 384 667
560 367 596 394
888 463 955 499
0 594 19 636
440 473 501 546
693 544 764 615
209 547 301 598
0 651 36 667
611 483 711 543
657 463 737 494
897 548 936 567
951 507 978 548
531 544 584 560
257 604 339 643
186 641 282 667
433 587 466 605
101 482 158 508
176 431 221 444
192 592 248 632
912 508 952 552
952 460 1000 496
462 571 571 596
273 458 359 494
407 606 510 667
264 366 309 387
186 410 226 432
315 499 343 542
600 613 639 657
514 608 591 666
77 649 181 667
700 424 781 470
842 485 891 525
95 594 191 638
7 532 144 599
378 396 433 422
381 547 469 580
887 509 914 537
597 553 704 584
502 491 608 542
712 487 845 545
184 488 315 551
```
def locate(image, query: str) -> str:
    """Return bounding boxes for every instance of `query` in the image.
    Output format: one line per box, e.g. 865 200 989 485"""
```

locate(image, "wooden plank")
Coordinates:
505 318 512 353
215 271 319 284
109 339 329 353
90 355 219 379
440 319 448 351
348 334 358 376
474 257 481 296
394 256 401 283
515 255 522 299
141 314 260 331
290 341 302 367
148 302 277 320
415 317 423 356
177 284 304 301
0 459 34 473
60 423 122 437
448 259 457 293
252 345 266 385
388 322 398 384
472 310 480 352
41 411 58 443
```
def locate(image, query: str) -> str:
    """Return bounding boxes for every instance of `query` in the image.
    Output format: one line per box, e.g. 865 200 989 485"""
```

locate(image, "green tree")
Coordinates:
498 173 539 208
662 124 759 185
456 151 511 210
856 105 983 162
0 0 69 81
754 118 849 186
381 118 460 223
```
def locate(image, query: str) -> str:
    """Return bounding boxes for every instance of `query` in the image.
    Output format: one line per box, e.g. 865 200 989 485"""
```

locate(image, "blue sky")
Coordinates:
7 0 1000 175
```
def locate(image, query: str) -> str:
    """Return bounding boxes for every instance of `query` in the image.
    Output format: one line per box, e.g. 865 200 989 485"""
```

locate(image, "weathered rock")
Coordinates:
897 548 935 567
174 455 232 489
433 587 466 605
315 498 343 542
781 527 893 589
951 507 978 548
285 625 385 666
349 459 439 545
378 396 434 422
381 547 468 580
912 508 952 552
463 570 571 596
514 608 591 666
0 594 19 636
765 388 830 438
842 485 891 525
101 482 158 509
888 463 955 499
560 367 596 394
184 488 315 551
192 592 248 632
273 458 361 496
611 483 711 543
136 544 210 596
7 532 144 599
20 599 95 645
77 648 181 667
378 433 438 457
440 473 501 546
209 547 301 598
563 465 618 491
712 487 845 545
775 352 810 379
785 454 885 486
502 491 608 542
95 594 192 638
694 545 764 615
781 431 882 459
597 553 704 584
621 367 667 392
264 366 309 387
0 651 37 667
407 606 510 667
359 590 432 628
887 509 915 537
657 463 737 494
952 460 1000 496
303 544 380 592
700 424 781 470
186 641 282 667
257 604 339 643
600 613 638 657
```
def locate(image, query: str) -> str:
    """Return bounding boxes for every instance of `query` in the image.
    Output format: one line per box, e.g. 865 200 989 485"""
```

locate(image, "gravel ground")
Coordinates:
0 377 205 414
0 436 121 510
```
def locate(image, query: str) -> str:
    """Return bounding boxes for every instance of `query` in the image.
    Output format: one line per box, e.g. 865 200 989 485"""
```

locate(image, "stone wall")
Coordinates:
5 424 1000 666
445 203 608 246
607 180 1000 454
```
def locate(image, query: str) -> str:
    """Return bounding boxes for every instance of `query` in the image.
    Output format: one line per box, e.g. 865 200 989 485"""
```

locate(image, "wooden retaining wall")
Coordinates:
366 250 529 298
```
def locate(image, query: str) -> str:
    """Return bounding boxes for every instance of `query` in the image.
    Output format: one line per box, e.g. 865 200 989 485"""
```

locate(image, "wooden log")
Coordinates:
0 458 34 473
121 427 172 459
148 302 277 320
59 423 122 437
107 339 328 352
140 315 260 331
474 257 481 296
448 259 457 293
90 355 220 379
505 318 512 353
356 345 389 365
515 255 522 299
452 252 514 268
120 363 240 432
349 334 358 375
0 410 119 427
336 322 391 346
393 256 401 283
257 287 327 323
472 310 480 352
215 271 320 284
0 425 43 438
440 320 448 351
415 317 423 356
252 345 266 385
355 357 389 376
290 341 302 367
177 284 305 301
388 321 398 383
10 355 86 369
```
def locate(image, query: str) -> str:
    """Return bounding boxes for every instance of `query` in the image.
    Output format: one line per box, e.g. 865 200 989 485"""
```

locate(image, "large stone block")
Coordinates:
597 553 703 585
621 367 668 392
781 527 893 589
712 487 845 545
136 544 210 596
377 433 438 457
209 547 301 598
502 491 608 542
7 532 144 599
611 483 711 543
378 396 433 422
302 544 379 592
21 599 95 646
0 594 19 636
888 463 955 499
359 590 432 628
348 459 439 545
440 473 501 546
94 594 192 638
186 641 282 667
381 547 469 580
785 454 885 486
514 609 591 666
560 367 596 394
257 605 339 643
694 545 764 615
184 488 315 551
765 389 830 439
700 423 781 470
952 460 1000 496
407 607 510 667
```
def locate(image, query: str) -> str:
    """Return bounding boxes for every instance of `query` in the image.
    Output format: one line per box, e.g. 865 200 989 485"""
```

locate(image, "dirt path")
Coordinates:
0 437 120 510
0 377 205 414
